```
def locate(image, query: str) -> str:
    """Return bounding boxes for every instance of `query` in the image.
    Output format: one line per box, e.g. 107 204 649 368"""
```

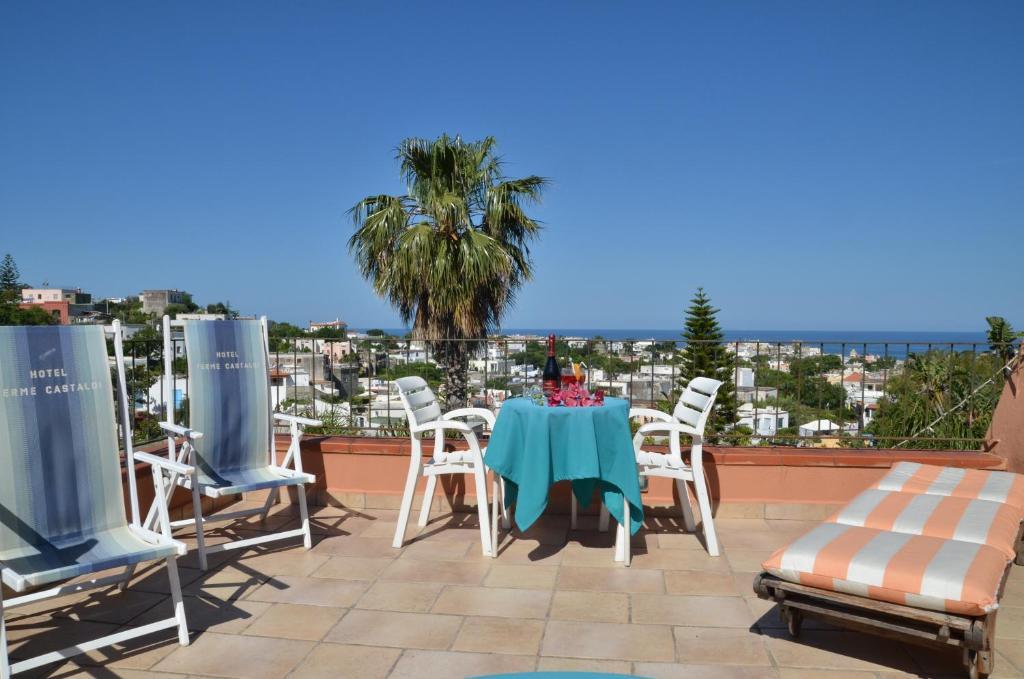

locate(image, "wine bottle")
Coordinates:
542 334 561 396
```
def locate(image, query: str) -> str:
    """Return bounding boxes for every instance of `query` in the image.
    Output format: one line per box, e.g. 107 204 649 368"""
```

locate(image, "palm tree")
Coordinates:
349 135 548 408
986 316 1023 379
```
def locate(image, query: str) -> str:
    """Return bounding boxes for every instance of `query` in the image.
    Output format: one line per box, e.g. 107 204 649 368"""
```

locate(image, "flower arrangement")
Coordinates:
547 383 605 407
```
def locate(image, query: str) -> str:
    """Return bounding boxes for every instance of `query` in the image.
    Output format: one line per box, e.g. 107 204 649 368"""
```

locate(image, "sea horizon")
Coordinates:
354 327 990 343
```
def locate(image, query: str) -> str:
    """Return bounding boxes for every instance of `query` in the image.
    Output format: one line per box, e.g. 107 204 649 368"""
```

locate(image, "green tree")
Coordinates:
986 316 1023 379
313 326 347 340
381 361 444 389
0 254 57 325
0 254 20 304
676 288 736 430
206 301 239 318
349 134 548 409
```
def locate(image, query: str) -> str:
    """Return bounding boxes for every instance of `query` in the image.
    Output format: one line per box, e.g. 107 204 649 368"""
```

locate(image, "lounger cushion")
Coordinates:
831 489 1024 559
762 523 1008 616
1 526 180 590
874 462 1024 512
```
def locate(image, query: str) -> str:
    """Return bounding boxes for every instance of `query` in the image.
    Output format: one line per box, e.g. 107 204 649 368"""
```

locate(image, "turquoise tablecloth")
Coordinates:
484 397 643 535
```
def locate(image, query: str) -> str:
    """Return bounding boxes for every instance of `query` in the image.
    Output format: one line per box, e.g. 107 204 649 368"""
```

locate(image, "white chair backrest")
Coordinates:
673 376 723 434
395 376 442 428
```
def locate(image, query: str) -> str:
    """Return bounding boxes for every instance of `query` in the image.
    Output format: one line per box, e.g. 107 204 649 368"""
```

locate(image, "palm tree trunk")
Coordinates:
435 340 470 410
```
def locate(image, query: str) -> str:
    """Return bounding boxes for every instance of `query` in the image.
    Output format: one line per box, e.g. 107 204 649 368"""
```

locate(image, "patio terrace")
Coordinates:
6 493 1024 678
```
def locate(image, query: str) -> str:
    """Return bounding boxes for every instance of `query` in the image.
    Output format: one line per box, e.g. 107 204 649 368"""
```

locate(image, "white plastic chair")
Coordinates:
0 323 188 677
628 376 724 557
392 376 500 556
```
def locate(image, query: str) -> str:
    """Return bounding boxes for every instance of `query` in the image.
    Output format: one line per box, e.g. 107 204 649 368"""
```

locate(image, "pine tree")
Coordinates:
677 288 736 431
0 254 20 304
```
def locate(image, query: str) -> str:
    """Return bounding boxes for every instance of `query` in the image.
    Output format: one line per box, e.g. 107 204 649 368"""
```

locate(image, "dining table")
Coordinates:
483 395 643 561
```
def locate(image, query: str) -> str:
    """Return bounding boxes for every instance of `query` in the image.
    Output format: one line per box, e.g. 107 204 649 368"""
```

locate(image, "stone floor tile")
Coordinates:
183 563 271 602
308 556 395 580
354 580 445 613
246 575 366 607
535 656 632 674
665 570 744 596
639 663 779 678
725 548 774 574
632 594 752 627
379 558 490 584
8 618 120 660
312 535 398 558
130 595 271 634
673 626 774 666
396 537 475 561
387 649 536 679
128 562 205 594
470 537 564 564
997 605 1024 640
557 566 665 593
560 543 625 567
232 548 328 577
452 615 546 655
716 528 795 551
762 628 919 673
151 632 314 678
483 563 558 589
60 590 168 625
541 620 675 662
432 585 551 619
629 548 732 572
241 602 346 641
549 590 630 623
324 609 462 649
777 670 878 679
285 642 401 679
656 532 708 550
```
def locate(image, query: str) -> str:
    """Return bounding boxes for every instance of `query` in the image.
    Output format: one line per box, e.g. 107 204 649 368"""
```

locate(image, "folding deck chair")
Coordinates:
0 323 189 677
149 316 320 570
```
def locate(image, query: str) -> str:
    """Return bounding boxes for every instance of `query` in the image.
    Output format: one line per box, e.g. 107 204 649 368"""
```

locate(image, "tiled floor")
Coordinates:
6 499 1024 678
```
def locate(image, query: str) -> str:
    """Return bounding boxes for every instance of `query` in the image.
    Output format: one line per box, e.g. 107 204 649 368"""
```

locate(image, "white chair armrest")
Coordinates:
274 412 323 427
441 407 496 429
412 419 475 435
628 407 675 423
637 421 700 438
135 451 194 476
159 421 203 440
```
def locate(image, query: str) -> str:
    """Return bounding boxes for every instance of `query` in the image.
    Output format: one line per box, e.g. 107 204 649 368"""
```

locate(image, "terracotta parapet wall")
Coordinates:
284 435 1005 509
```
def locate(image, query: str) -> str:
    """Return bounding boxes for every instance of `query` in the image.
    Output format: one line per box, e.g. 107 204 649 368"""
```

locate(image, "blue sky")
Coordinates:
2 2 1021 332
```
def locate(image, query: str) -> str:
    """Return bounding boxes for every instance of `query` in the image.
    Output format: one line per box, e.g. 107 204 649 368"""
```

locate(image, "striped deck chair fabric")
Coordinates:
184 320 310 496
0 326 178 590
763 462 1024 617
873 461 1024 513
829 489 1023 559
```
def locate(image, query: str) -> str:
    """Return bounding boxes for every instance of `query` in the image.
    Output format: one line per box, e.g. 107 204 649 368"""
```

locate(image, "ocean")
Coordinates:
362 328 991 360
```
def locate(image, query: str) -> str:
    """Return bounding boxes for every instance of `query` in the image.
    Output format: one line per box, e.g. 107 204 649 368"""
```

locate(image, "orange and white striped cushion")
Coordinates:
830 489 1024 559
874 462 1024 512
762 523 1007 616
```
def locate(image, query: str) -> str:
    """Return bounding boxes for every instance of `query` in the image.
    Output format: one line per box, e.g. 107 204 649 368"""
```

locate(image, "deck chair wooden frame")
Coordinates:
754 513 1024 679
0 322 189 677
138 316 319 571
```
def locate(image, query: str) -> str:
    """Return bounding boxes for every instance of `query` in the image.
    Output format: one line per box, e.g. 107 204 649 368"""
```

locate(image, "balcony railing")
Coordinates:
115 334 1019 450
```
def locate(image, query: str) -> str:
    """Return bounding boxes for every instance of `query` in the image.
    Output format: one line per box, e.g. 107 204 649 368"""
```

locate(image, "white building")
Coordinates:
737 403 789 437
799 419 843 437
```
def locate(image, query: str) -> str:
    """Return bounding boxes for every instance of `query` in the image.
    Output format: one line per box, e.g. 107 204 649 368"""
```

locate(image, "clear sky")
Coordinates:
2 2 1021 332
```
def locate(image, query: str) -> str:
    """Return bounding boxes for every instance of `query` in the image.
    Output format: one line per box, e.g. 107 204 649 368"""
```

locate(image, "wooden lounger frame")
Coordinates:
754 521 1024 679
